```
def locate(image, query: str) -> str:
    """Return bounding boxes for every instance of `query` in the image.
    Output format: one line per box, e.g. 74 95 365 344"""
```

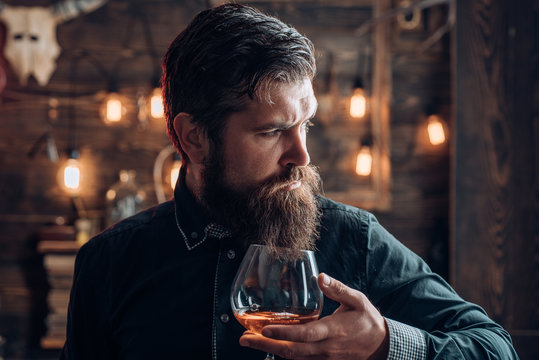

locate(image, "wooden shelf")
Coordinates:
38 241 80 254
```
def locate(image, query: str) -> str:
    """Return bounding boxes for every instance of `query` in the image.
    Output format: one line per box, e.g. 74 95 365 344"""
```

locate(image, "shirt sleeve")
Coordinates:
60 240 114 360
361 212 519 359
386 318 427 360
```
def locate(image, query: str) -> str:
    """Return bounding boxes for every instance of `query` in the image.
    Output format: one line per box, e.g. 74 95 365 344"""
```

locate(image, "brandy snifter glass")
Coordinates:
231 244 323 360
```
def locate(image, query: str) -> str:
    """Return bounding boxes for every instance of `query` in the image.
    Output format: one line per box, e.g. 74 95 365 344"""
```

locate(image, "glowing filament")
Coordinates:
102 92 125 124
64 159 80 191
355 147 372 176
150 88 164 119
350 88 367 119
107 99 122 122
427 115 446 145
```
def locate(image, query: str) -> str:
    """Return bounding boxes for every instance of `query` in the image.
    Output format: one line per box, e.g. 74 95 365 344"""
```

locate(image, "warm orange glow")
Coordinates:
170 160 182 190
349 88 367 119
63 158 81 193
102 92 125 124
355 146 372 176
107 99 122 122
427 115 446 145
150 87 164 119
106 189 116 201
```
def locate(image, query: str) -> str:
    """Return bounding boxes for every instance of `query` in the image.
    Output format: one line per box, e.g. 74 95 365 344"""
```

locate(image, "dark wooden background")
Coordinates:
0 0 536 358
452 0 539 358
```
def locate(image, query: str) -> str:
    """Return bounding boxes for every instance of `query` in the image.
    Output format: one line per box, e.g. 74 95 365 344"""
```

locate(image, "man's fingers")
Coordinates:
261 320 330 342
240 332 317 359
318 273 365 309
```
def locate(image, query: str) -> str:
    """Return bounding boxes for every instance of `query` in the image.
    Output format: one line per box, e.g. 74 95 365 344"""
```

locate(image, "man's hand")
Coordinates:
239 273 389 360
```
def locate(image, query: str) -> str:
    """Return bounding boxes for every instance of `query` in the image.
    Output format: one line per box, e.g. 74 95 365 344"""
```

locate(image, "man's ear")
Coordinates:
173 112 209 165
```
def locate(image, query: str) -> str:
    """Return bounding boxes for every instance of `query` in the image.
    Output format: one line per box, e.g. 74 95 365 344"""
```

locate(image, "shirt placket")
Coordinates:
211 238 244 359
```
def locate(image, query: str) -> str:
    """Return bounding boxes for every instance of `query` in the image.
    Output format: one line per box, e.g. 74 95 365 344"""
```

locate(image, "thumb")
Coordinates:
318 273 364 309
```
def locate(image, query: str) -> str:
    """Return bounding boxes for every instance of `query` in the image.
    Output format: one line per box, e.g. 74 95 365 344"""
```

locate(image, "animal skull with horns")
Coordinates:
0 0 108 86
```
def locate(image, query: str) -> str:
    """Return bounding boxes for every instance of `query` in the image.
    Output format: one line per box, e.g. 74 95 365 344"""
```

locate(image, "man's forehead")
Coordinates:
225 78 316 128
271 78 314 100
263 82 313 115
249 78 312 102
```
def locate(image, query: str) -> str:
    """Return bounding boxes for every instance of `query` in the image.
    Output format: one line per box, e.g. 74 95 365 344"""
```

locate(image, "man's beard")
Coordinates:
199 150 322 255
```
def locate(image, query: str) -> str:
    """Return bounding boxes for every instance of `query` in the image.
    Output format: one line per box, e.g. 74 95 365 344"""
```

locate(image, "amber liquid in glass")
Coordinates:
234 310 320 334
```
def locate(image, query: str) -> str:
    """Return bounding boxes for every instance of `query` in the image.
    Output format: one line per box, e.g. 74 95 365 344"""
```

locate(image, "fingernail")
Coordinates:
262 328 273 338
321 273 330 286
239 338 249 347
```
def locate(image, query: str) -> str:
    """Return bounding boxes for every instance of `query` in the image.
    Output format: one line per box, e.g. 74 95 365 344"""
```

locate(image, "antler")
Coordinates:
52 0 108 23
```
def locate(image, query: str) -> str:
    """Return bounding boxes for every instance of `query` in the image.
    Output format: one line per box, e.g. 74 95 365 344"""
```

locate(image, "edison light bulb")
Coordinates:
170 160 182 190
355 146 372 176
102 92 125 124
150 87 164 119
107 99 122 122
350 87 367 119
427 115 446 145
63 158 81 192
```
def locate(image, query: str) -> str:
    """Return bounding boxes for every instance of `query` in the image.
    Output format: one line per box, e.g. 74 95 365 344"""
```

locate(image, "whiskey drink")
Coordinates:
234 310 320 334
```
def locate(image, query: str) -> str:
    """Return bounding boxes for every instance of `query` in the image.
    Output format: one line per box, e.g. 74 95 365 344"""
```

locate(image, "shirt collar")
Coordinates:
173 167 231 250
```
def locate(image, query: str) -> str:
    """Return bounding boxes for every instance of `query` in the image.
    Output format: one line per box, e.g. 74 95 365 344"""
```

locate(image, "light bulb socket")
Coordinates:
360 136 373 147
353 76 364 90
425 98 441 116
68 149 80 159
107 79 119 93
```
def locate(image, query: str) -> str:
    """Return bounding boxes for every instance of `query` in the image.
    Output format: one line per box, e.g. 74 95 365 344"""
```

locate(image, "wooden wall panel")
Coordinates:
0 2 202 357
452 0 539 358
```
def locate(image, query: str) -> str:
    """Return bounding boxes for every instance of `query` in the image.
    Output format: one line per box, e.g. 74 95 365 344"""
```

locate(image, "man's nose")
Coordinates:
279 130 310 168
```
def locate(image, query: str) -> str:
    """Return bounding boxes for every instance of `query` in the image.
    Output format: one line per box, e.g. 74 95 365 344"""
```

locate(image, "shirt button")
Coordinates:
220 314 230 323
191 232 198 239
227 249 236 259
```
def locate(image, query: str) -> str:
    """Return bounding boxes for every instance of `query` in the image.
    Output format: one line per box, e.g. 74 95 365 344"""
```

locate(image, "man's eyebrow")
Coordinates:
252 121 294 131
252 101 318 131
253 114 317 132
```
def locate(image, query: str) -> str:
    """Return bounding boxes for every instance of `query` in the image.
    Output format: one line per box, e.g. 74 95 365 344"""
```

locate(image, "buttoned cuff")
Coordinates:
385 318 427 360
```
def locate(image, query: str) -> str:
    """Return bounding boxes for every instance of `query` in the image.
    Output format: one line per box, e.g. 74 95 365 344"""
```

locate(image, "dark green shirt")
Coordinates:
61 179 518 359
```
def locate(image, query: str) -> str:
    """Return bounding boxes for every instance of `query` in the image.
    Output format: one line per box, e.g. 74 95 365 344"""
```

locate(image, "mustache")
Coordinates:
256 165 321 200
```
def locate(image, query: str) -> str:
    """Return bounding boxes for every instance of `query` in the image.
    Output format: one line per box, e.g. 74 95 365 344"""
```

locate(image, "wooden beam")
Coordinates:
211 0 373 7
452 0 539 357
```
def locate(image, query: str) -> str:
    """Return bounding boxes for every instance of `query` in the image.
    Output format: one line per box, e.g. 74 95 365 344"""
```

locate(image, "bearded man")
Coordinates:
62 4 518 360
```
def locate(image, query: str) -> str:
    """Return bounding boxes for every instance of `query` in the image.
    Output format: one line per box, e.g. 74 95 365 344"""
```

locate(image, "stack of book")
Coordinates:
38 225 79 349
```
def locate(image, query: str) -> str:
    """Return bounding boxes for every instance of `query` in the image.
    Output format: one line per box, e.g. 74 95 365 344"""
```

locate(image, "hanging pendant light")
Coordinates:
424 101 447 146
355 146 372 176
62 149 81 194
103 94 124 123
349 77 367 119
355 137 373 176
149 87 164 119
101 80 126 124
427 114 446 145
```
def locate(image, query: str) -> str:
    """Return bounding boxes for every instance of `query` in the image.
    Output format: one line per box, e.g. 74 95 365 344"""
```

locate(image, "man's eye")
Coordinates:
261 129 280 137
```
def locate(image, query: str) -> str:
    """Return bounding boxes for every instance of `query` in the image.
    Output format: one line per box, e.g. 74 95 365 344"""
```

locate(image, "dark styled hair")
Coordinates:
162 4 316 163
